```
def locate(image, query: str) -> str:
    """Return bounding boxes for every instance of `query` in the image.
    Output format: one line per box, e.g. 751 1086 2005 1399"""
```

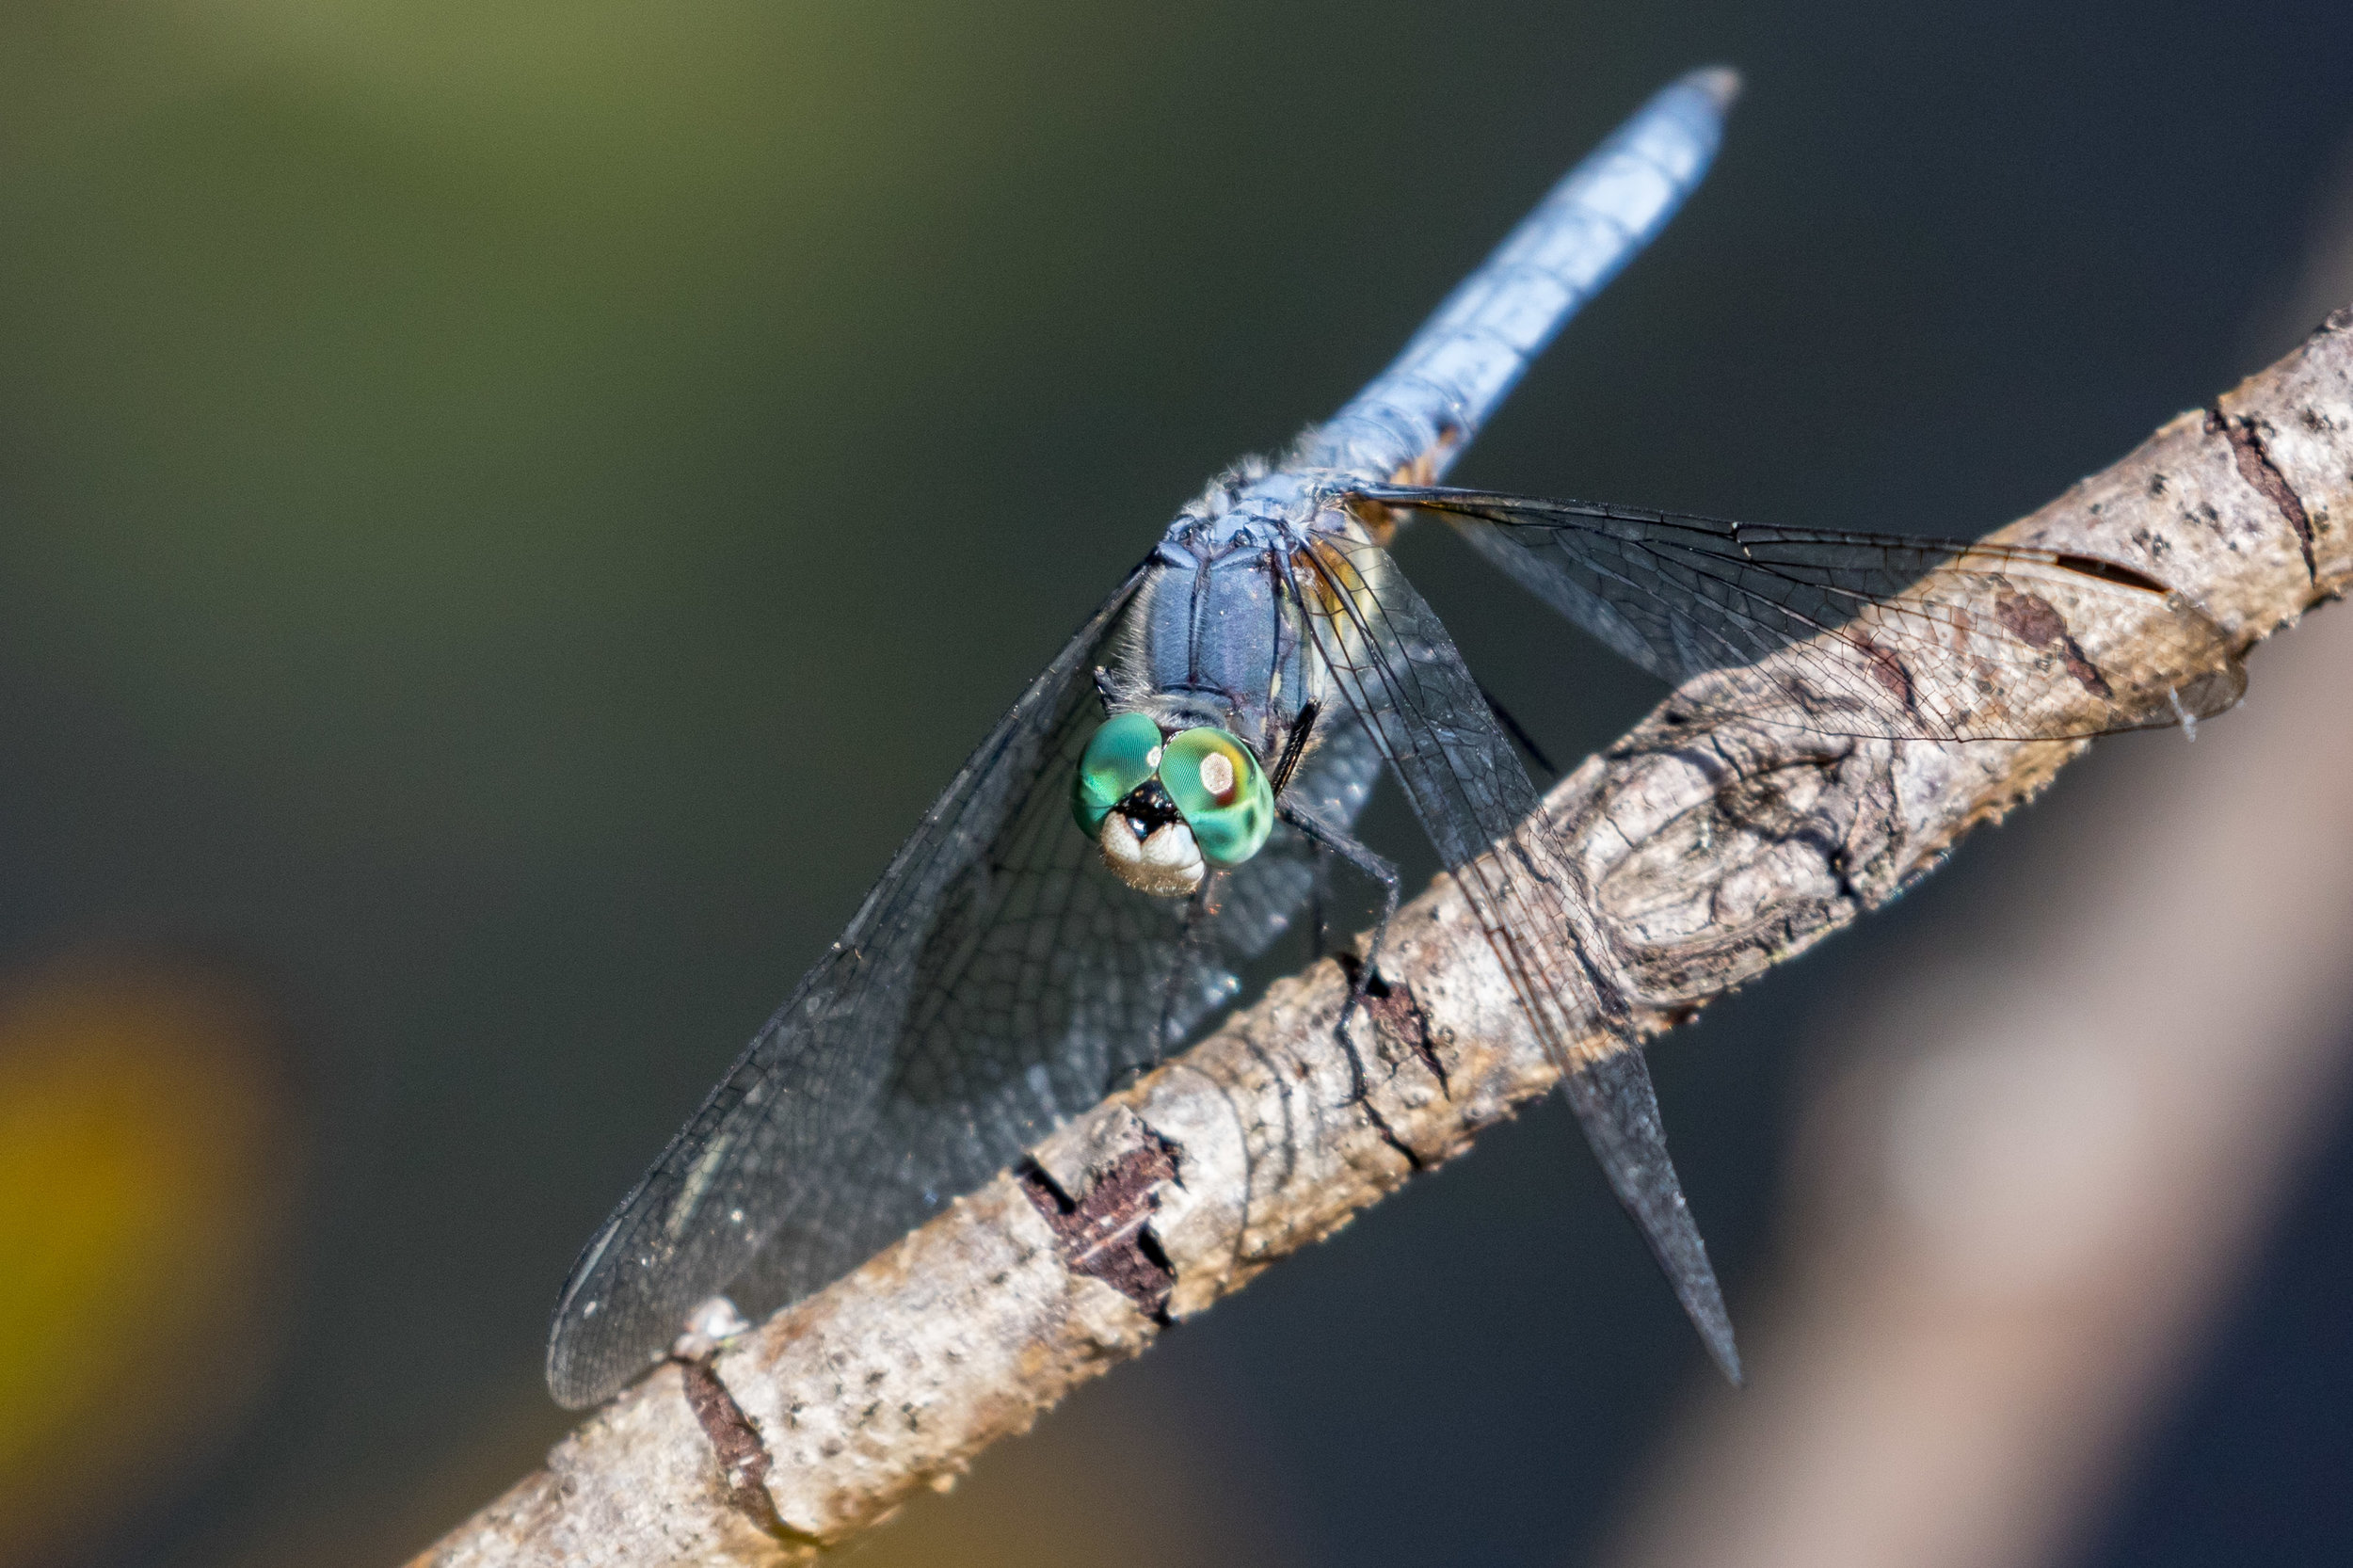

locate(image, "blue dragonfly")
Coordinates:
547 69 2241 1408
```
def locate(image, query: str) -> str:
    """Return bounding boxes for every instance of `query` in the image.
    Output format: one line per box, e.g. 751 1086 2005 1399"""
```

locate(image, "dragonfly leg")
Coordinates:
1267 696 1337 959
1277 798 1399 1100
1137 879 1221 1076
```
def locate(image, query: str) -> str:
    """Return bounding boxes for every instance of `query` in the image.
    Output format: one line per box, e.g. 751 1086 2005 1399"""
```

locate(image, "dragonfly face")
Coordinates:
1072 711 1274 895
545 68 2245 1414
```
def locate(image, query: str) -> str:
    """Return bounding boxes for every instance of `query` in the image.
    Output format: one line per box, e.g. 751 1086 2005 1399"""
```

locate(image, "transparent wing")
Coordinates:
547 565 1374 1408
1288 531 1740 1382
1351 487 2247 740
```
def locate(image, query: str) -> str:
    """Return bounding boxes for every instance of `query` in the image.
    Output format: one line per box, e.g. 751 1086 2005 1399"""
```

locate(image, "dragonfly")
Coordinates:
546 68 2244 1408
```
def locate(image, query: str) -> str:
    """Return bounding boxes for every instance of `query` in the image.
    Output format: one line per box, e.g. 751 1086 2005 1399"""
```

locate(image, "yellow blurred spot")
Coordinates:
0 953 296 1568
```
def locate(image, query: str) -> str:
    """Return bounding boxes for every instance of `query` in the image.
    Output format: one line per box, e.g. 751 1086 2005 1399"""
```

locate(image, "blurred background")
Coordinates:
2 4 2349 1566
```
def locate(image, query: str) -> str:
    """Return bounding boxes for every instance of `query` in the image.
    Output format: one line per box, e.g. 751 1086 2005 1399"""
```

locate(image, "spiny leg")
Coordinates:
1269 696 1334 958
1276 798 1399 1102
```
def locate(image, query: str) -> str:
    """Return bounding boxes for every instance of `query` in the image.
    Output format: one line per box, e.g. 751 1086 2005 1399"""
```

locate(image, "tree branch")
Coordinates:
412 312 2353 1568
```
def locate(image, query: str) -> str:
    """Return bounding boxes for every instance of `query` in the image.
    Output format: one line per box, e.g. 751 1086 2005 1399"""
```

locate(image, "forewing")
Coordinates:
1352 487 2247 741
549 563 1331 1408
1289 531 1739 1382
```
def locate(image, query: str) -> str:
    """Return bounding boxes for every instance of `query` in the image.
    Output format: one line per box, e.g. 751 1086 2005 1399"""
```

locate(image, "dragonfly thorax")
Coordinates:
1072 712 1273 896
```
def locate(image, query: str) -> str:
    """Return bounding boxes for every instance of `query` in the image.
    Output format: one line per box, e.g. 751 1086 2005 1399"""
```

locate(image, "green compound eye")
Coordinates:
1159 727 1273 866
1072 712 1166 834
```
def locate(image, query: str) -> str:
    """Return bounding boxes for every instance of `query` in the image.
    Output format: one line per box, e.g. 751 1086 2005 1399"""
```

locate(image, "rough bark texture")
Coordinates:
410 312 2353 1568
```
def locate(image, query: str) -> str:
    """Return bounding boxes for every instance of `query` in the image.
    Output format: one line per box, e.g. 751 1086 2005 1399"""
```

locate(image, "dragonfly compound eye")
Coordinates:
1160 727 1273 867
1071 712 1167 834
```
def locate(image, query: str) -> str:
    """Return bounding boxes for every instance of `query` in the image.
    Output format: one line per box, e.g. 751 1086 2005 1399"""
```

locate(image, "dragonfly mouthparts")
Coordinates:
1098 781 1206 898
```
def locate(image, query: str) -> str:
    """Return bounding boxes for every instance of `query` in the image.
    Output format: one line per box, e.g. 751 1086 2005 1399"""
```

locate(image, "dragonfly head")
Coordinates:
1073 712 1273 896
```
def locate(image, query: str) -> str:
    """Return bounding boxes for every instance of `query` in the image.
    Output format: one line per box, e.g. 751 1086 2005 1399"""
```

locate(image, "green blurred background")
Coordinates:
2 4 2350 1565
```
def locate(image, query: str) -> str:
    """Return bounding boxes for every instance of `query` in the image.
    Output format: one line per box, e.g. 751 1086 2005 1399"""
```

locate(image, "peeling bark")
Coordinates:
409 313 2353 1568
1017 1127 1180 1319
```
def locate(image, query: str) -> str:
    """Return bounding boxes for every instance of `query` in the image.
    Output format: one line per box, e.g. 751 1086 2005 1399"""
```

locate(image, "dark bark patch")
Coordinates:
1994 587 2067 648
2057 643 2113 699
1018 1135 1179 1319
680 1358 812 1545
1327 958 1442 1170
1361 968 1446 1095
1995 589 2114 698
1848 631 1916 712
2208 407 2319 581
2052 552 2168 592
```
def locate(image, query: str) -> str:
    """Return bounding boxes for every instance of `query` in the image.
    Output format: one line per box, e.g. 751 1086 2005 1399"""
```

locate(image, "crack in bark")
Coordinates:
1354 1086 1428 1172
679 1357 812 1547
2209 407 2319 581
1018 1135 1180 1318
1333 956 1441 1168
1335 955 1449 1094
1365 971 1448 1096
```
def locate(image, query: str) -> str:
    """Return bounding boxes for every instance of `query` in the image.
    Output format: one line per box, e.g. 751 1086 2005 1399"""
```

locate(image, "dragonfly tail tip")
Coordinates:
1691 1289 1745 1387
1681 65 1744 112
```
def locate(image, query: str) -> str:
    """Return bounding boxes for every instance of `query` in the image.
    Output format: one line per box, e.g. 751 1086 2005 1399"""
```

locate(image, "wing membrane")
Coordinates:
1289 530 1739 1381
547 566 1372 1407
1352 487 2246 740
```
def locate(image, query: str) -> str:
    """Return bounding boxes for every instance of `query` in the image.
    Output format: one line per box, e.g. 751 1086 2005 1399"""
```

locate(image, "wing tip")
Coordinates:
1648 1175 1745 1386
544 1351 607 1412
1563 1045 1746 1387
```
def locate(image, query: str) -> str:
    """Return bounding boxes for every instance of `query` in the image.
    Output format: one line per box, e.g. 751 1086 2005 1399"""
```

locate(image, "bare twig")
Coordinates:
412 312 2353 1568
1600 447 2353 1568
